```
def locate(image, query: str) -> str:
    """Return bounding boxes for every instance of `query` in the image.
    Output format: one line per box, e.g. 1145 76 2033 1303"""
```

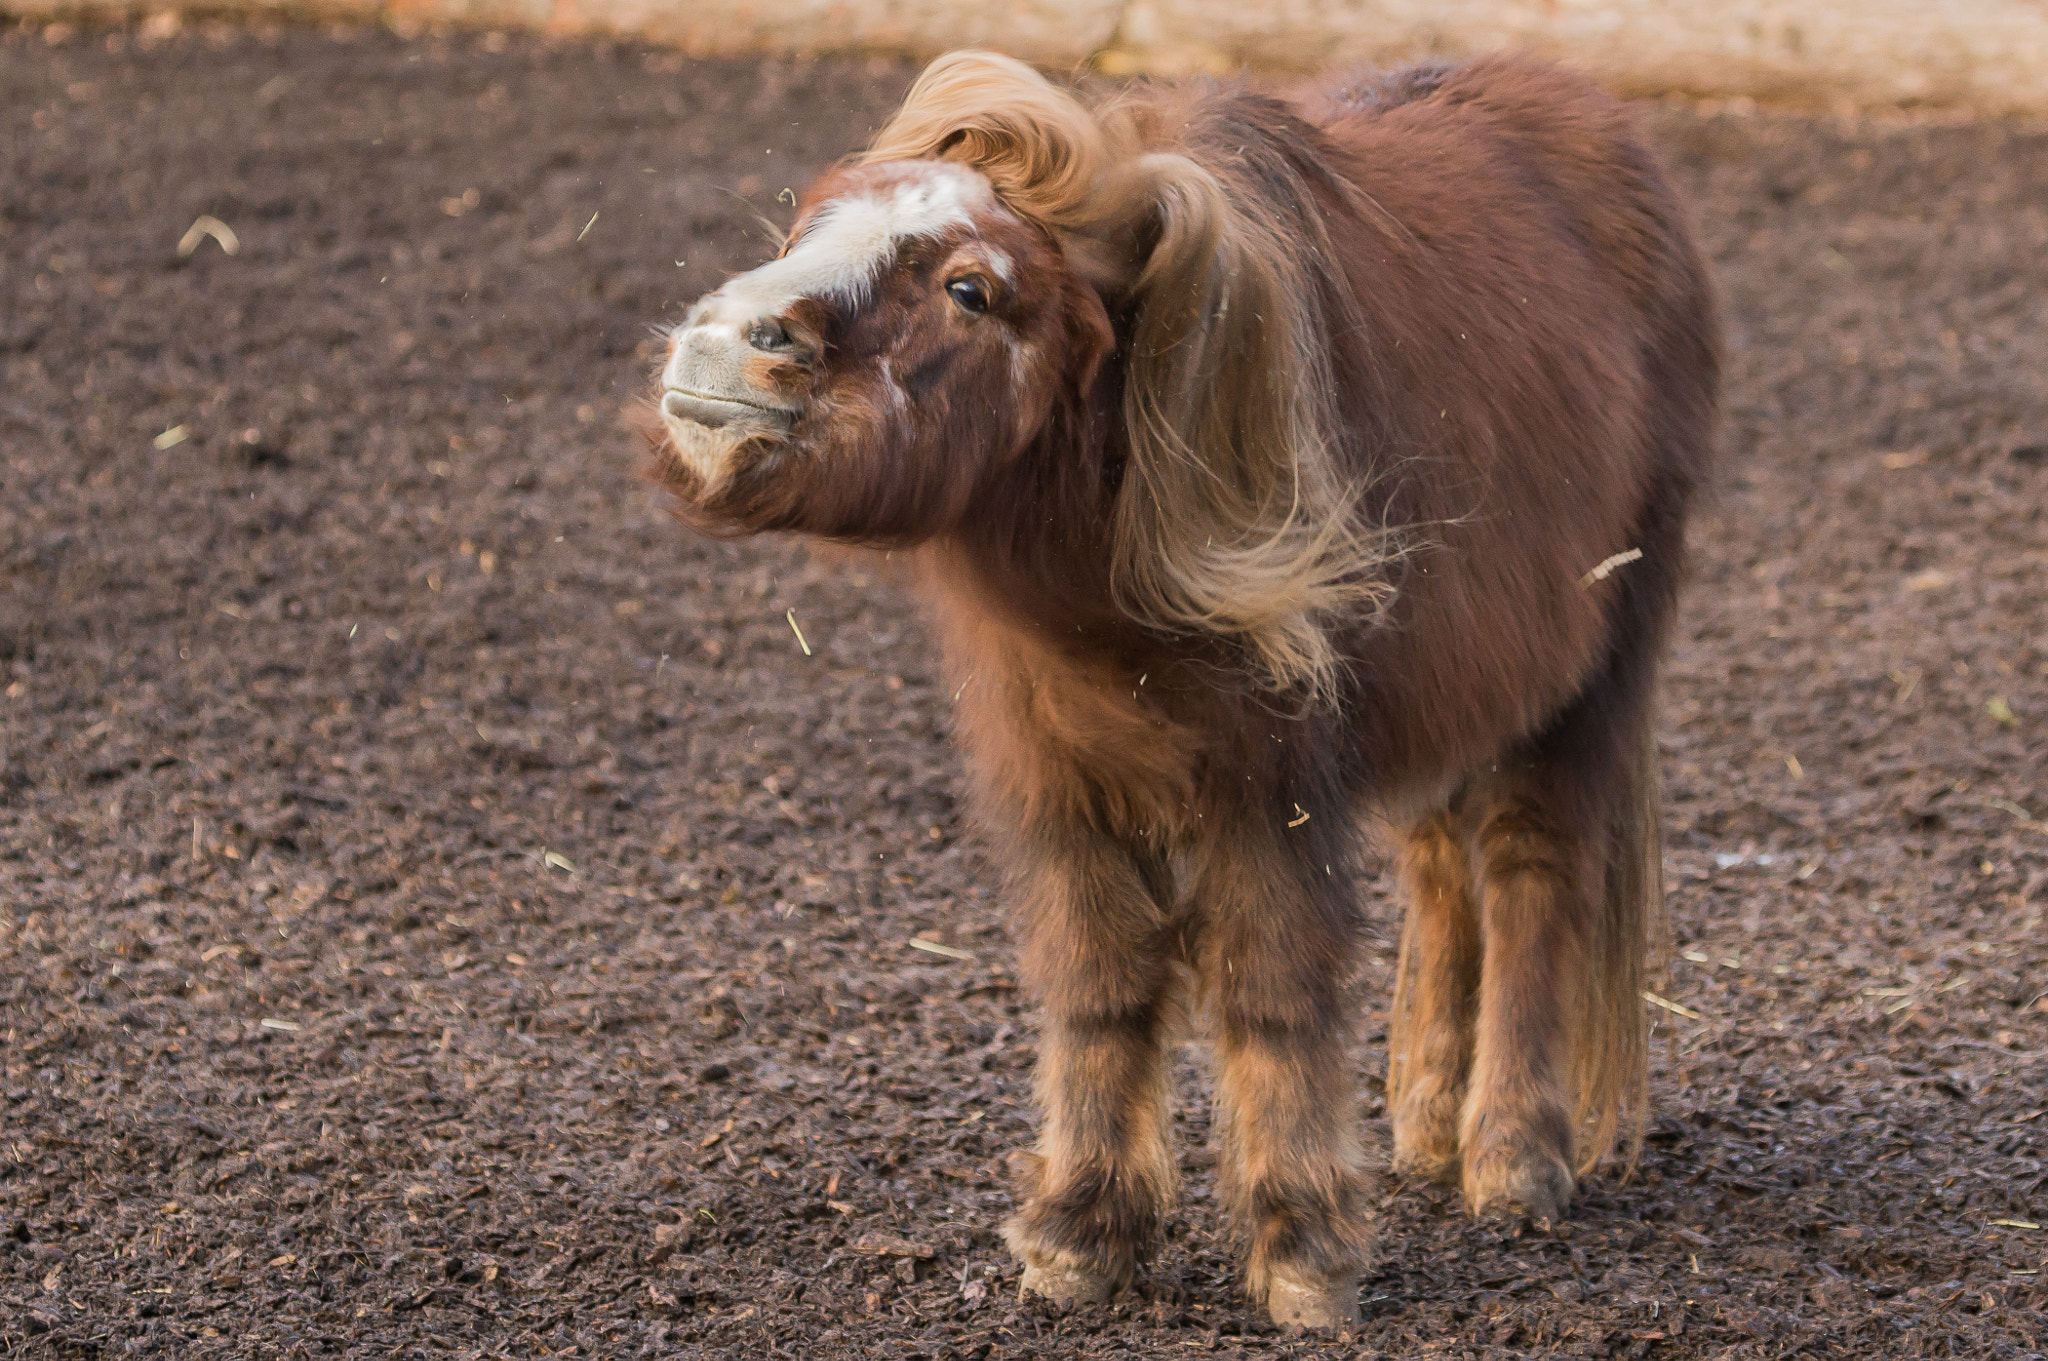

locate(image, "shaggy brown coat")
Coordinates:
647 51 1719 1326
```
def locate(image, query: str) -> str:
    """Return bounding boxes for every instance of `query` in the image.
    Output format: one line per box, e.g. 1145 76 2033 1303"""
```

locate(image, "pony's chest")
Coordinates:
937 615 1202 838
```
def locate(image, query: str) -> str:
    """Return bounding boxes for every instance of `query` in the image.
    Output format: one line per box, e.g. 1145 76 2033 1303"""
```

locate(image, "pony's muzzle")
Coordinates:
660 320 801 434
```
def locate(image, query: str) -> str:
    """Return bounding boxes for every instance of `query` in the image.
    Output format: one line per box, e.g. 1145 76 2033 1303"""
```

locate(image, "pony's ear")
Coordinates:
861 51 1112 235
1057 269 1118 410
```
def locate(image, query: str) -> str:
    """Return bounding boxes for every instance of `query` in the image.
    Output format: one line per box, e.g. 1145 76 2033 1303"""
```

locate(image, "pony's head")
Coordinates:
648 52 1387 695
652 150 1113 541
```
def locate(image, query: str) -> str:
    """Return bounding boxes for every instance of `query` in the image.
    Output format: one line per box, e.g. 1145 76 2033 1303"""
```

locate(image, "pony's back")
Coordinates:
1276 56 1721 788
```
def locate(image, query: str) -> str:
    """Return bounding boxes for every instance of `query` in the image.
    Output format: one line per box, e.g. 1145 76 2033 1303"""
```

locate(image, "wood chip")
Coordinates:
908 937 975 962
851 1234 935 1259
259 1018 300 1032
786 608 811 656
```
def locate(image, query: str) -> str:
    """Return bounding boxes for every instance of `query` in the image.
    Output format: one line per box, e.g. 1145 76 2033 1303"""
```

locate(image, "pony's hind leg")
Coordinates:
1458 778 1588 1224
1386 811 1481 1182
1456 669 1663 1226
1003 828 1180 1305
1191 806 1372 1331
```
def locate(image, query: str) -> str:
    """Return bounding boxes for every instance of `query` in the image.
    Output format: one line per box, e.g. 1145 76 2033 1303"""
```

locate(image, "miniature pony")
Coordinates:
645 51 1717 1329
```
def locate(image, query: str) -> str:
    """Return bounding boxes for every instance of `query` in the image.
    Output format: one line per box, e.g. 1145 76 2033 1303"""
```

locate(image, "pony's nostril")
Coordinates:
746 318 794 353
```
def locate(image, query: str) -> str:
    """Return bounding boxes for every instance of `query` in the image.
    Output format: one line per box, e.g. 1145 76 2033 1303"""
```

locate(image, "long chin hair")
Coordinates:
861 51 1397 702
633 396 783 536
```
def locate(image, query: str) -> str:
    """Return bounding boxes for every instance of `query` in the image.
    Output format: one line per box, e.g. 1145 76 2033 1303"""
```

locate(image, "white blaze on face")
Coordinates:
694 162 992 328
658 161 1001 492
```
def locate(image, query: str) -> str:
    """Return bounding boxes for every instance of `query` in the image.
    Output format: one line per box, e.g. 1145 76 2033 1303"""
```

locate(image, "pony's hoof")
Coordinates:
1390 1081 1465 1183
1389 1135 1461 1186
1018 1259 1115 1309
1462 1142 1575 1228
1266 1271 1360 1332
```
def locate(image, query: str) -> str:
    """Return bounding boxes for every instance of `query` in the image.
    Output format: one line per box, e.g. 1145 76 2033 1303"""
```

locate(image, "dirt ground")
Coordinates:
1 20 2044 1359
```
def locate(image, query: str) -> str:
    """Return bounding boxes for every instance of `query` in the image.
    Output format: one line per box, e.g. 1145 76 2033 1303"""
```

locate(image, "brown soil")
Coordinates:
3 21 2045 1359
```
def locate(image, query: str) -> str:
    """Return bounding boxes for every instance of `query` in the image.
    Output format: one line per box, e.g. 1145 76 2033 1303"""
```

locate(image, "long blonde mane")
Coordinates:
864 52 1394 699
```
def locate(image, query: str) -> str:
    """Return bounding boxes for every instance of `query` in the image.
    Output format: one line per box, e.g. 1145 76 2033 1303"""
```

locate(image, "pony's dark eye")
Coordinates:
946 276 992 316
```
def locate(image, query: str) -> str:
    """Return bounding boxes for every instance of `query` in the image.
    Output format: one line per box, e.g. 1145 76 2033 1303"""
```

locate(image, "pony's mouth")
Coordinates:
651 388 796 498
660 388 797 429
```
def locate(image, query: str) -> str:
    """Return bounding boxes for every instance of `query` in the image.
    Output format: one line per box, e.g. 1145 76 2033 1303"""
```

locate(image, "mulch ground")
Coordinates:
2 19 2045 1359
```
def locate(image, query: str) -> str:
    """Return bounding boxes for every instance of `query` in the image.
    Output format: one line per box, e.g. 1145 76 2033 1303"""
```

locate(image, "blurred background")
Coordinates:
7 0 2048 110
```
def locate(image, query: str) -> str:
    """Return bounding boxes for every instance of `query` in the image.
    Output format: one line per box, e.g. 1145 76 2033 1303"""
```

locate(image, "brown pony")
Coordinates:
644 52 1718 1330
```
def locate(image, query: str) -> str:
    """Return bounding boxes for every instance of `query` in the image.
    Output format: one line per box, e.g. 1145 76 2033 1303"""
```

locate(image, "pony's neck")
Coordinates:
929 372 1131 643
916 369 1274 698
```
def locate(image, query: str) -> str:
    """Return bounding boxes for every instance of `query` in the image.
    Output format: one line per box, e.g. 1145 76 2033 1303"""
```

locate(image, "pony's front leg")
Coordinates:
1191 809 1371 1332
1003 824 1180 1306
